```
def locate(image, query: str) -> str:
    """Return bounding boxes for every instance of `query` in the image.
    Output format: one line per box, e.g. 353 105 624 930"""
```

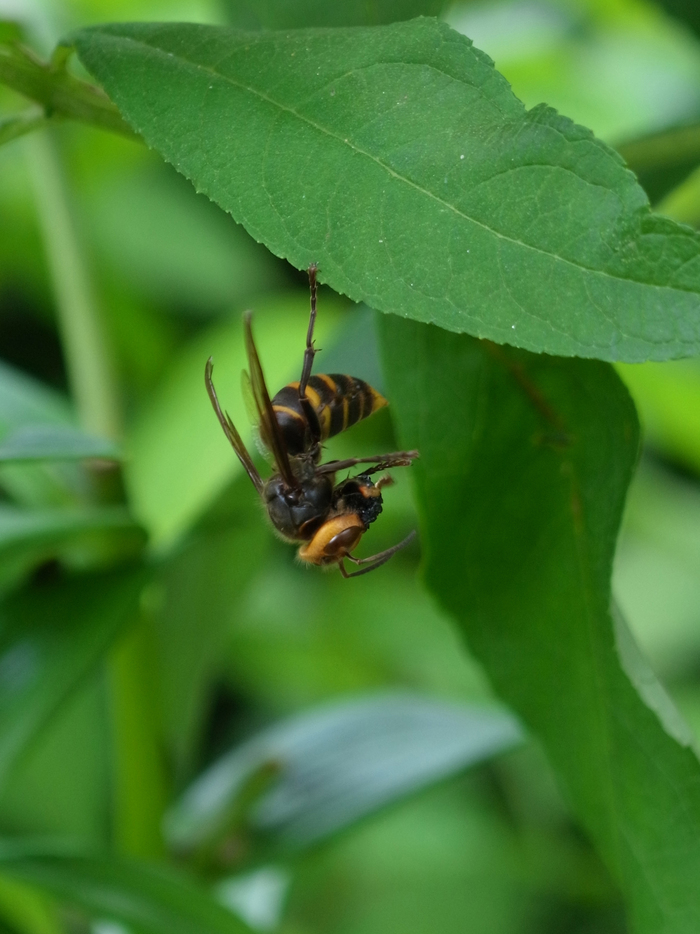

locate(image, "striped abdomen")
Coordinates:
272 374 387 456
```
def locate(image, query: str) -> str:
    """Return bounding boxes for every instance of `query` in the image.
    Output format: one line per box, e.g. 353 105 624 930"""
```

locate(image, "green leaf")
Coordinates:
0 843 252 934
0 504 143 592
0 425 120 462
225 0 445 29
0 873 61 934
0 360 72 433
0 567 146 790
380 315 700 934
164 693 522 851
70 19 700 363
0 22 24 44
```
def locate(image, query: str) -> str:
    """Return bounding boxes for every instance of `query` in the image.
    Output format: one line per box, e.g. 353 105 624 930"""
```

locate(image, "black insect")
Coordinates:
205 265 418 578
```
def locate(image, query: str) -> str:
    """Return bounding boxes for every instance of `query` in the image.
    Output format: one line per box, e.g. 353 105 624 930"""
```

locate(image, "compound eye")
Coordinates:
324 524 363 558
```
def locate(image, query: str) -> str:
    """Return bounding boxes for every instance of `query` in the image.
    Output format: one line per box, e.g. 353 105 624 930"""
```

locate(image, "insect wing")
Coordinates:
205 357 264 496
243 311 298 489
241 369 259 429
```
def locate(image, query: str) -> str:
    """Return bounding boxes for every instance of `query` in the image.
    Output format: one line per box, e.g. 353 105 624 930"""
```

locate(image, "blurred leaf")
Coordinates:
164 693 522 851
126 292 343 548
0 23 24 45
0 843 252 934
618 358 700 473
617 122 700 205
285 780 545 934
380 316 700 934
70 19 700 363
0 360 72 432
655 0 700 40
225 551 491 714
0 873 60 934
87 167 284 317
0 504 143 591
225 0 445 28
0 425 120 462
0 675 110 842
0 567 146 790
156 506 269 781
656 163 700 226
614 461 700 679
0 110 46 147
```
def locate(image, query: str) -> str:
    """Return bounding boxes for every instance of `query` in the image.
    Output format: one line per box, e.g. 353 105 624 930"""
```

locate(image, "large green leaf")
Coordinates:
0 843 252 934
70 19 700 363
380 316 700 934
165 693 522 851
0 567 145 790
225 0 445 29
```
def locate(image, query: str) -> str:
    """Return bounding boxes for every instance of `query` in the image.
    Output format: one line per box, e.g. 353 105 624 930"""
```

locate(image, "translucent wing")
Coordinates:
243 311 298 489
205 357 264 496
241 370 259 429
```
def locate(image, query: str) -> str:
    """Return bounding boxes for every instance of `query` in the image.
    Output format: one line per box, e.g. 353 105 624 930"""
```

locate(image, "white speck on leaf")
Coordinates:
460 154 465 159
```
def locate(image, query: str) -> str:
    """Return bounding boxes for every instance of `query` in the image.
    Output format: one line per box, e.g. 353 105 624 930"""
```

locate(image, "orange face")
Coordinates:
297 513 365 566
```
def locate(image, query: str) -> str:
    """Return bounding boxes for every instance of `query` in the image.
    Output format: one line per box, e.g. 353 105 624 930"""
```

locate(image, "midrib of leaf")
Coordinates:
109 33 698 303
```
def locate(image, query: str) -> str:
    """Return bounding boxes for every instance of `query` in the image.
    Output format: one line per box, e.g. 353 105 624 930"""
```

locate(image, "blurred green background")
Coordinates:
2 0 700 932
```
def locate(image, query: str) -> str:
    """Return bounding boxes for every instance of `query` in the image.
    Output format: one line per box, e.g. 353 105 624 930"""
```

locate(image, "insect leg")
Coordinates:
299 263 319 397
317 450 419 475
341 530 417 578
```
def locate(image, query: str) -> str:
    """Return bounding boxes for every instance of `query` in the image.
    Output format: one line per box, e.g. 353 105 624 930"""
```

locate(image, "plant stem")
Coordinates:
108 614 168 859
27 128 167 858
0 42 135 140
26 129 121 439
0 109 48 147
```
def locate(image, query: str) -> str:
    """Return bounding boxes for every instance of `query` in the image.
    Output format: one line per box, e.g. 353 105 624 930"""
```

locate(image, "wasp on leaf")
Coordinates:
205 265 418 578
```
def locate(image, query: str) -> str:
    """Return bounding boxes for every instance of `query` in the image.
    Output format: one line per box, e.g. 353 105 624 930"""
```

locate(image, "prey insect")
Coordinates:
205 265 418 578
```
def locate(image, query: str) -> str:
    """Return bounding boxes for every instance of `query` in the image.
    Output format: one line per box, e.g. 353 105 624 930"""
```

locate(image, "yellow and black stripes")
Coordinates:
271 374 387 456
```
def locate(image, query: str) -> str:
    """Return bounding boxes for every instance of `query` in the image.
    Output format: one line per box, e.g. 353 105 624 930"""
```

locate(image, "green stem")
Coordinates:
0 109 49 147
0 42 135 140
108 615 169 859
27 127 166 857
26 129 121 439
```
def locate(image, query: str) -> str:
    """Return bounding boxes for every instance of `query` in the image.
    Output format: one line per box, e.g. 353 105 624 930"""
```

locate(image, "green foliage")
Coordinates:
70 20 700 363
165 694 522 852
224 0 445 28
0 844 254 934
1 2 700 933
381 317 700 933
0 568 145 788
